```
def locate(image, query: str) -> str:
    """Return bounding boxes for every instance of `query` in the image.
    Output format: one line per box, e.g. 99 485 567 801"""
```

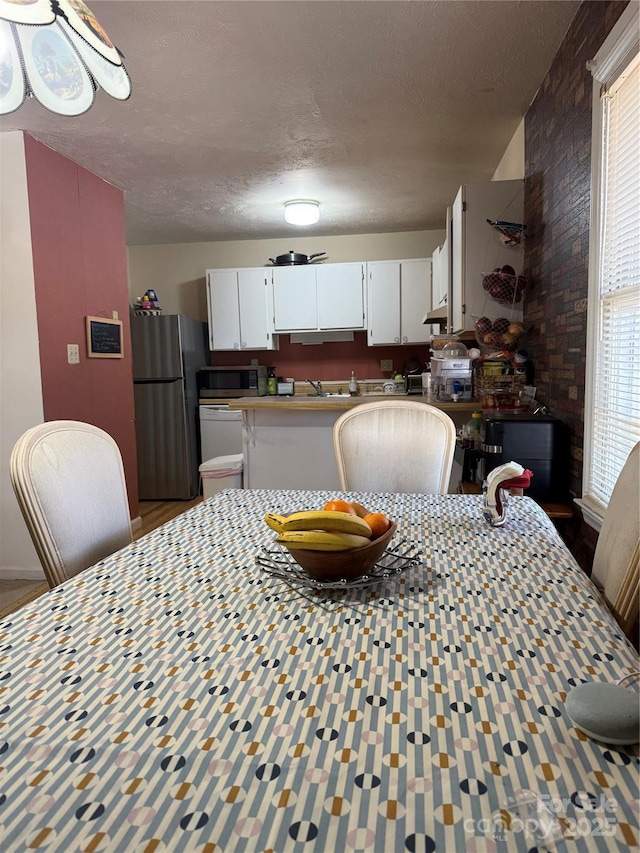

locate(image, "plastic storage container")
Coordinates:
430 355 473 401
199 453 243 498
421 371 432 400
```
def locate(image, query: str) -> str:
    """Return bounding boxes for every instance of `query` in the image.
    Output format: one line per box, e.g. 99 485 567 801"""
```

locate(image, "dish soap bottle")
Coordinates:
349 371 358 396
267 366 277 396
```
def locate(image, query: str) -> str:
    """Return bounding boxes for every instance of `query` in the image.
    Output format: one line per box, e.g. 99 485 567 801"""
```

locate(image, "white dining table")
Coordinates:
1 489 638 852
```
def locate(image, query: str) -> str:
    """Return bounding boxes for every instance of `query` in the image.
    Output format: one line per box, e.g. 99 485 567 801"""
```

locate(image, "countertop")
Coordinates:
224 395 478 412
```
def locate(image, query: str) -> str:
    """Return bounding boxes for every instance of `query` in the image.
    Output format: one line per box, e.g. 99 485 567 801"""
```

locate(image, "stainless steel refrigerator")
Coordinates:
131 314 208 499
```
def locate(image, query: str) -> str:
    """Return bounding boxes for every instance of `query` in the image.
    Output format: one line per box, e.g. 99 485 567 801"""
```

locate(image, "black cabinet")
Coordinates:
478 413 570 502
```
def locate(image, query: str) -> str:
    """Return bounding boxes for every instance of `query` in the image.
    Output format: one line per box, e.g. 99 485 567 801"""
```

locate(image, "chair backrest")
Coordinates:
591 441 640 637
10 420 133 589
333 400 456 494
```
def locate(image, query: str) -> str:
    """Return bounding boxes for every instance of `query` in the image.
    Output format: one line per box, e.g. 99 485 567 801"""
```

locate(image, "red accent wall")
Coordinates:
24 135 139 518
210 332 432 380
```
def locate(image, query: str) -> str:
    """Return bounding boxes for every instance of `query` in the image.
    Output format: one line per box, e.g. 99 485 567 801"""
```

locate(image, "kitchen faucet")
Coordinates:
305 379 323 396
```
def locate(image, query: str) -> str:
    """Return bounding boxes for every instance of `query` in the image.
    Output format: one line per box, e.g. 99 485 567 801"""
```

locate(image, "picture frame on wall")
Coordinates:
86 316 123 359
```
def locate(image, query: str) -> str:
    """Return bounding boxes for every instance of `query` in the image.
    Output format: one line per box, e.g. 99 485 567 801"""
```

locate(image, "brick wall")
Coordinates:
523 0 628 501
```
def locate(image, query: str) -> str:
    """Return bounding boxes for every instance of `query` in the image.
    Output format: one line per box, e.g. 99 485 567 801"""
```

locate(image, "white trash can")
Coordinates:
199 453 243 499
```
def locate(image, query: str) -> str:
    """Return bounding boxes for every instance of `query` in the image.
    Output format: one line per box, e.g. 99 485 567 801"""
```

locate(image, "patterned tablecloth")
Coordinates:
1 491 638 852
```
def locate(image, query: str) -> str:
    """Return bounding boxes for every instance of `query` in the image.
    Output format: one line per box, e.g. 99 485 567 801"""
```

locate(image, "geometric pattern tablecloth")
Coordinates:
1 490 638 852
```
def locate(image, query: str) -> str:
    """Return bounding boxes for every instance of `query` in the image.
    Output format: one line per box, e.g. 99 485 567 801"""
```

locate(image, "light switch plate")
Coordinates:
380 359 393 372
67 344 80 364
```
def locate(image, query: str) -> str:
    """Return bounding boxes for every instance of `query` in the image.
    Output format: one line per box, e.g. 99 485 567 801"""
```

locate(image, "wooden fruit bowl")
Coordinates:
285 521 397 581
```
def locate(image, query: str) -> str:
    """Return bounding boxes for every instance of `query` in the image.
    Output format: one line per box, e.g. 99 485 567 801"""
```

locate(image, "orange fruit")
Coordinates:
323 499 357 515
363 512 391 539
349 501 370 519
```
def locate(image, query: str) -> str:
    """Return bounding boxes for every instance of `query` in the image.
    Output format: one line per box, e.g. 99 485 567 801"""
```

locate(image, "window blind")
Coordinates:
588 52 640 513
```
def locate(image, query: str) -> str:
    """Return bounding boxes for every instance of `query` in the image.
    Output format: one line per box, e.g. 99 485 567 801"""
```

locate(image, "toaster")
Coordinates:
404 374 424 395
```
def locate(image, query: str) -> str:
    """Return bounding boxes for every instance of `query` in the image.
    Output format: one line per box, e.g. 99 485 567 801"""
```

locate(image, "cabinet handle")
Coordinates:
395 336 400 343
234 342 240 349
402 336 408 343
241 342 247 348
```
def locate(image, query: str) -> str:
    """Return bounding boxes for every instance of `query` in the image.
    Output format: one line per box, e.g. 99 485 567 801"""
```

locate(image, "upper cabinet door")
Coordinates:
432 242 449 314
367 262 401 345
450 180 524 333
400 259 432 344
237 268 273 349
431 245 441 311
206 268 277 351
207 269 241 350
272 266 318 331
451 188 465 333
316 263 365 329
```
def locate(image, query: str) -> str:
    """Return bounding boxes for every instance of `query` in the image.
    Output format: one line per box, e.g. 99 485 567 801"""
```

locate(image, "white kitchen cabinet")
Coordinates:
206 268 277 351
272 263 365 332
367 259 432 346
423 208 452 328
272 266 317 331
451 179 524 333
438 209 451 314
431 245 442 312
317 263 365 329
367 262 400 344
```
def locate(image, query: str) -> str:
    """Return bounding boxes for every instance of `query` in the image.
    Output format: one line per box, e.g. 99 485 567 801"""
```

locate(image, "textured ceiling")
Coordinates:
0 1 580 246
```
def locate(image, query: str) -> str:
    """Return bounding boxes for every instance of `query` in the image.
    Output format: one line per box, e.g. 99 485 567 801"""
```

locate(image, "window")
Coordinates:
580 4 640 531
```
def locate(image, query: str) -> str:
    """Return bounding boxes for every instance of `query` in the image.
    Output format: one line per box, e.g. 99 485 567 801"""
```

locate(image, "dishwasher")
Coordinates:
199 404 244 463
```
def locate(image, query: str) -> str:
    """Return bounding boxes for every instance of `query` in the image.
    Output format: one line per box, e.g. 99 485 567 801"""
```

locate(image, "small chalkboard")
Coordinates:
86 316 123 359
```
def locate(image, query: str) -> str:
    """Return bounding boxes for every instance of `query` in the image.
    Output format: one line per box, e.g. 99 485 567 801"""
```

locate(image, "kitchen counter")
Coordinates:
229 395 475 492
227 395 478 412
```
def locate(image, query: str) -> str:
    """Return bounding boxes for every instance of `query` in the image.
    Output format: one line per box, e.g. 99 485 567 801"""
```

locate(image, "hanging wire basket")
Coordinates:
481 270 526 305
486 219 527 247
473 315 526 355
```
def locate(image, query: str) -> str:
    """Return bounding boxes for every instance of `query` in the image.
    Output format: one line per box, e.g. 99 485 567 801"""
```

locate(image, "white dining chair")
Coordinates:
590 441 640 638
10 420 133 589
332 400 456 494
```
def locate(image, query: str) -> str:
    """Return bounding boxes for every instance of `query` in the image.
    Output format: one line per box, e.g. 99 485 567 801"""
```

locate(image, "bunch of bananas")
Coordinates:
265 510 373 551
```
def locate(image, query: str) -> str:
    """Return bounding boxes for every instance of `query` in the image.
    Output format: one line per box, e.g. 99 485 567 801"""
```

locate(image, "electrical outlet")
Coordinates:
67 344 80 364
380 359 393 372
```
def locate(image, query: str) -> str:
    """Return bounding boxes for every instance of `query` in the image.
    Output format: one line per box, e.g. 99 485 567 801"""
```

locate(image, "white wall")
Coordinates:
128 230 444 320
0 132 45 579
492 119 525 181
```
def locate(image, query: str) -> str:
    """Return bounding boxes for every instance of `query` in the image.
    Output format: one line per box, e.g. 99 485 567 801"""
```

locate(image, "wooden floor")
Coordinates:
0 498 204 620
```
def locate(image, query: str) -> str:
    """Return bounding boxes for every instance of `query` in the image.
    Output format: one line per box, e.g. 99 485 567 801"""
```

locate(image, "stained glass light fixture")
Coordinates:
0 0 131 116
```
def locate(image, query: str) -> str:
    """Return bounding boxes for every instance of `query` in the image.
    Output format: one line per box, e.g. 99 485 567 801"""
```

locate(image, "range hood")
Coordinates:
422 306 448 323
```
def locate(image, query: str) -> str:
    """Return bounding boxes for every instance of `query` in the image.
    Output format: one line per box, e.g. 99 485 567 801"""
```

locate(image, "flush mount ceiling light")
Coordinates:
0 0 131 117
284 200 320 226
